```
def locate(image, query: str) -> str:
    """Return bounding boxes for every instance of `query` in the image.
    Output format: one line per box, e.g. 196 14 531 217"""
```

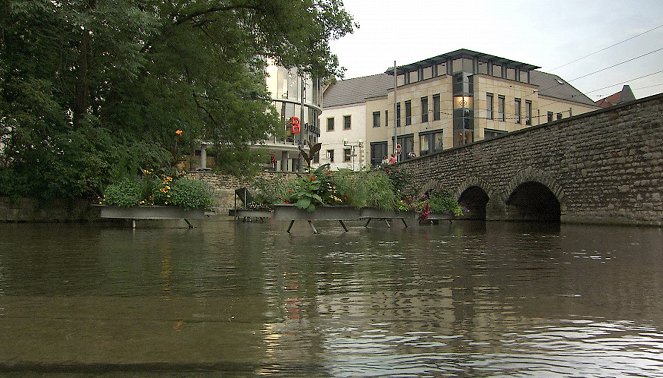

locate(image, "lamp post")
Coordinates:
343 138 364 171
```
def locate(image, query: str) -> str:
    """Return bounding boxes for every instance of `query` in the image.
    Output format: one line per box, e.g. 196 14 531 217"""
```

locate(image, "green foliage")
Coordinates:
168 178 214 210
102 174 213 210
382 165 416 199
327 169 359 206
249 165 399 212
331 170 399 210
426 190 463 217
214 147 268 179
101 178 144 207
0 0 356 200
362 171 399 210
289 168 326 212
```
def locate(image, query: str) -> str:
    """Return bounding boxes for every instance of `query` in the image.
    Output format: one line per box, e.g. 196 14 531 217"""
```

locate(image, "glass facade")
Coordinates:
264 63 323 172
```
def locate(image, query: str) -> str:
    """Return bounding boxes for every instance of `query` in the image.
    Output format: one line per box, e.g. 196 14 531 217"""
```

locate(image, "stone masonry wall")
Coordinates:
399 93 663 226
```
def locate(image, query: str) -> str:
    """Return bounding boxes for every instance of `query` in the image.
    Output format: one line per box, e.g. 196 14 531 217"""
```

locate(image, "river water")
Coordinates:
0 219 662 376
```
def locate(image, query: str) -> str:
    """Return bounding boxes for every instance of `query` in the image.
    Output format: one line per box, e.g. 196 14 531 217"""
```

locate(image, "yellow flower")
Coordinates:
175 129 184 136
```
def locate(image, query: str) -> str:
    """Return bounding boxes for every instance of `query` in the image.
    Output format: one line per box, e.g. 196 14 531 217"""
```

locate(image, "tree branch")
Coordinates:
173 4 262 26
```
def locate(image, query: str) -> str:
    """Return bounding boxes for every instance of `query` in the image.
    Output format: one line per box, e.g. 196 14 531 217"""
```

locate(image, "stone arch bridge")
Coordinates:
399 93 663 226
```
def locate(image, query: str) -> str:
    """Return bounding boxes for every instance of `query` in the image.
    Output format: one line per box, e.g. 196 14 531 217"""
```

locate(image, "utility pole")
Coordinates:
393 61 398 162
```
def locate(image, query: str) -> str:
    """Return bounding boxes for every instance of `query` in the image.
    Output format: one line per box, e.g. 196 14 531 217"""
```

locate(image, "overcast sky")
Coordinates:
329 0 663 100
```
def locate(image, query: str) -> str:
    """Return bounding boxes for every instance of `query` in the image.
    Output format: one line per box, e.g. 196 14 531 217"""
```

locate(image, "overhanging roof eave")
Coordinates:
385 48 540 75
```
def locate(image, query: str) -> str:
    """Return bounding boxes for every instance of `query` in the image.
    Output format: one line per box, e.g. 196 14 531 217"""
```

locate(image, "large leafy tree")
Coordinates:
0 0 355 199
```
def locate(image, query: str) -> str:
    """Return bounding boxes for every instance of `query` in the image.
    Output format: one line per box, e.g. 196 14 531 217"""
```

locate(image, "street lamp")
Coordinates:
343 138 364 171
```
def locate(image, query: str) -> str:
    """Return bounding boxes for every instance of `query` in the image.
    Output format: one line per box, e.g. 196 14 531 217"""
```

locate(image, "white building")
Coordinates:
319 74 393 170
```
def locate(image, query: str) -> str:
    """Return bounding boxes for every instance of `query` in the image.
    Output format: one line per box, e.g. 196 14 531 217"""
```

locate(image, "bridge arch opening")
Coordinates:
458 186 489 220
505 181 560 222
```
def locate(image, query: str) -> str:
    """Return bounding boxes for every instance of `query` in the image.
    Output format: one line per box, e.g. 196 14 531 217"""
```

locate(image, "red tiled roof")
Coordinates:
595 85 636 108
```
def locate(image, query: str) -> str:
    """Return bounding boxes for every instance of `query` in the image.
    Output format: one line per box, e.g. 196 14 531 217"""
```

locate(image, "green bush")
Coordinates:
363 171 399 210
331 169 363 207
168 178 214 210
427 191 463 216
102 175 213 210
102 178 144 207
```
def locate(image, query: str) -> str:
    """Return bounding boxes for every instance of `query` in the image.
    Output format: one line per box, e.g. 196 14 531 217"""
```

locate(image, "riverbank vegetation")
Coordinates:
0 0 355 200
249 164 463 217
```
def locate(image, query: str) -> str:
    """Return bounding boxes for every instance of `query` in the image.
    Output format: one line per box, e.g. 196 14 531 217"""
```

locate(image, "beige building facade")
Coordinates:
321 49 601 168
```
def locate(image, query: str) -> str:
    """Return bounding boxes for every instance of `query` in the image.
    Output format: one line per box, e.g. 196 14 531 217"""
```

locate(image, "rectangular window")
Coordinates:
343 148 351 162
484 128 507 140
421 96 429 123
405 100 412 125
419 131 443 156
420 134 431 156
343 115 351 130
326 117 334 131
396 103 401 127
498 95 505 121
434 132 444 152
327 149 334 163
547 111 554 123
385 110 389 127
393 135 415 160
372 111 380 128
525 101 532 125
486 93 494 120
515 98 521 124
370 142 388 167
556 113 563 121
433 94 441 121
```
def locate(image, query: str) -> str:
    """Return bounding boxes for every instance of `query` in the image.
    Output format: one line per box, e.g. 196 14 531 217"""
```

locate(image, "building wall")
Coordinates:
397 93 663 226
534 95 600 126
322 51 603 170
319 103 367 170
387 76 454 153
356 74 600 166
473 74 539 139
363 76 455 163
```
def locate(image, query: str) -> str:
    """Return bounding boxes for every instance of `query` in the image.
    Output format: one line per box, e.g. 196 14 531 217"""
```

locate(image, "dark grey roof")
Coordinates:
323 74 393 108
385 48 540 75
323 68 597 109
530 70 597 106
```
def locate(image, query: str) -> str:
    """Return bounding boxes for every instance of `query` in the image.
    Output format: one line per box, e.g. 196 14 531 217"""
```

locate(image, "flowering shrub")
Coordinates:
243 155 461 216
102 170 213 210
167 178 214 210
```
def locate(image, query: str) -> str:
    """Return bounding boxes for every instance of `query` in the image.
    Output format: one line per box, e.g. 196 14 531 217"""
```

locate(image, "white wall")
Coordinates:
318 104 366 170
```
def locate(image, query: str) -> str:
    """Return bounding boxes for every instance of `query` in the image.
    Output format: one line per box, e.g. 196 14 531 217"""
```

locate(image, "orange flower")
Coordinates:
175 129 184 136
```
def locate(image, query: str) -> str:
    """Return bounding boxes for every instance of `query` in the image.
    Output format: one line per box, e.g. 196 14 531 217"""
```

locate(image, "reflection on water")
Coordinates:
0 220 662 376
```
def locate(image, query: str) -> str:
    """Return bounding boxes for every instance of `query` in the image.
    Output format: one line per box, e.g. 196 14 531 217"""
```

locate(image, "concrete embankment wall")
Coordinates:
0 197 96 222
